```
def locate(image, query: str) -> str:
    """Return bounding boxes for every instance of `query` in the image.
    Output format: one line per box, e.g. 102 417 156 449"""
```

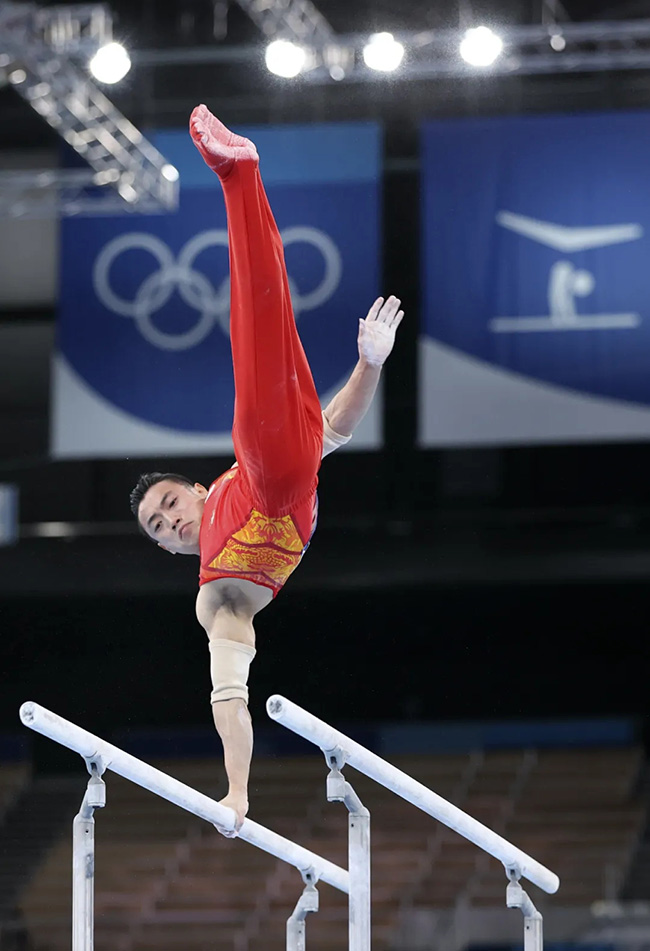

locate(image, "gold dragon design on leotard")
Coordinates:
205 508 307 590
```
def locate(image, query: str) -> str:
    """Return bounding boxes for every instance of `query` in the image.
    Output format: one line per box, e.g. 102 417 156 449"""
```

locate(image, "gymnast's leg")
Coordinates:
189 105 323 518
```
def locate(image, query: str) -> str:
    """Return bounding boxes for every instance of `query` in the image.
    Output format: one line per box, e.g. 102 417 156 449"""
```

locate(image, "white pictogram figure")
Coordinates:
93 227 343 351
490 211 643 333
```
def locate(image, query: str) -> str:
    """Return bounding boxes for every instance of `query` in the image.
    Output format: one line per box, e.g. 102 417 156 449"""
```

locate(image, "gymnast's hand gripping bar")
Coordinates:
266 695 560 896
20 701 349 895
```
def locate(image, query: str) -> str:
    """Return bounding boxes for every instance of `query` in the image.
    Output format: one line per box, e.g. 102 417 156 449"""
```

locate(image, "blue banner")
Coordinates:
420 111 650 446
53 122 381 457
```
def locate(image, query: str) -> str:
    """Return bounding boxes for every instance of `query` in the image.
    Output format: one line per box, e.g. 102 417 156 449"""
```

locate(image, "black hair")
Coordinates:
129 472 195 539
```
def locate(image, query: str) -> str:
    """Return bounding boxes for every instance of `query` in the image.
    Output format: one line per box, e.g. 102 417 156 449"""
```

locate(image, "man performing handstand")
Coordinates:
130 106 403 833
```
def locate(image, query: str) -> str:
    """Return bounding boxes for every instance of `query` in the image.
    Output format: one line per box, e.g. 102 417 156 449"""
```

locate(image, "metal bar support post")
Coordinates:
325 747 371 951
286 867 319 951
73 756 106 951
506 868 543 951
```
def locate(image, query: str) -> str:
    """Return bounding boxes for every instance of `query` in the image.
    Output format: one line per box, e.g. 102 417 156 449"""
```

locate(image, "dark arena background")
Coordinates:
3 1 650 949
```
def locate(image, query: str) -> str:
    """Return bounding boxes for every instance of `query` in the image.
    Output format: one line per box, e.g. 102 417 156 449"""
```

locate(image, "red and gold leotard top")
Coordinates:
198 466 318 598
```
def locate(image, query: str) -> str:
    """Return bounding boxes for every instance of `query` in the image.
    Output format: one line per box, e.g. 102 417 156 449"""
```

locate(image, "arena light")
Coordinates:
550 33 566 51
162 164 179 183
460 26 504 67
362 32 405 72
89 41 131 84
265 39 307 78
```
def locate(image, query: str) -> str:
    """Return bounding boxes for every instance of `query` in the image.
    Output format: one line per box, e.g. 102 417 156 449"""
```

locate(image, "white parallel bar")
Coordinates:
20 702 349 895
266 696 560 895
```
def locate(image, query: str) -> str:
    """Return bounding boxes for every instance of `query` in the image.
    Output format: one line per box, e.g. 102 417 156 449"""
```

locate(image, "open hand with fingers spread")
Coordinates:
358 295 404 368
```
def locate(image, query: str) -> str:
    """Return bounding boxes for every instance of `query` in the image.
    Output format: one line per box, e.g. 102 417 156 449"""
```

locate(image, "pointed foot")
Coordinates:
189 104 258 177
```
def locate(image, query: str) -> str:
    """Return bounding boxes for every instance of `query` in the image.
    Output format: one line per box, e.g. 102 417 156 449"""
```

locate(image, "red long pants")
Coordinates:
222 160 323 515
198 157 323 595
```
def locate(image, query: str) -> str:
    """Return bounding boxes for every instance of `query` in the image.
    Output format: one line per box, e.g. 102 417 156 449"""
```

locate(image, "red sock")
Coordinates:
189 104 258 178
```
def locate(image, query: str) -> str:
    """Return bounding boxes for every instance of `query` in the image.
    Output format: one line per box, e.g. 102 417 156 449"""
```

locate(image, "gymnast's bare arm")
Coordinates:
195 296 404 833
196 580 265 834
323 295 404 436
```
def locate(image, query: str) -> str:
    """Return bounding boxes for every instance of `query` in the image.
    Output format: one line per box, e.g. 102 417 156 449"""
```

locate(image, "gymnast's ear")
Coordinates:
194 483 208 495
158 543 176 555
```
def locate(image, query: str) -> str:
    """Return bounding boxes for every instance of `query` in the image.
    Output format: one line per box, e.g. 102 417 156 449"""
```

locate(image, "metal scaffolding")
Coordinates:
0 2 178 218
233 0 334 45
133 17 650 83
4 1 650 216
293 19 650 83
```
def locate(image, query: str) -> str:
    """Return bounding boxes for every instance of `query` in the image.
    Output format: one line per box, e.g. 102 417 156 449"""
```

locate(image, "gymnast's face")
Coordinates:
138 479 208 556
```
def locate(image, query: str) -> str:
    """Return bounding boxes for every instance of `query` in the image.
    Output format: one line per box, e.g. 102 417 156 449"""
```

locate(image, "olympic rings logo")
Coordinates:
92 228 343 352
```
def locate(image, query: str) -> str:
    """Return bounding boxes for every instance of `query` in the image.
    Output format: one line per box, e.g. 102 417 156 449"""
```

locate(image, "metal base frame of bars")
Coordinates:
20 696 558 951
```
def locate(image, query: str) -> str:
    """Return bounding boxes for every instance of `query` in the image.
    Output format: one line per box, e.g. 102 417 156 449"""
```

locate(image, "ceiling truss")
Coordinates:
0 1 178 218
135 17 650 83
232 0 334 44
5 2 650 216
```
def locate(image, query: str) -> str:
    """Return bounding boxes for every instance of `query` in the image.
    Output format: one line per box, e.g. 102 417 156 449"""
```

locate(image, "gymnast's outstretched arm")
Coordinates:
322 295 404 439
200 604 258 835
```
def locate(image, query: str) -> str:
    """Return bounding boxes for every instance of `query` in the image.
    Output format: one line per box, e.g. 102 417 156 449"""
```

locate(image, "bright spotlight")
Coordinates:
363 32 405 72
89 42 131 84
459 26 503 67
118 180 138 203
265 40 307 78
550 33 566 51
162 164 179 182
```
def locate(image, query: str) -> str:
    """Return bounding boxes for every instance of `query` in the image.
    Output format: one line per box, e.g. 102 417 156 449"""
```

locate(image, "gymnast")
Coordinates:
130 106 403 834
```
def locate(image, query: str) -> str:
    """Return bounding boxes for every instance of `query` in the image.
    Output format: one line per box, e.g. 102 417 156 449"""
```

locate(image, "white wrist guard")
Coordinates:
322 411 352 458
209 638 256 705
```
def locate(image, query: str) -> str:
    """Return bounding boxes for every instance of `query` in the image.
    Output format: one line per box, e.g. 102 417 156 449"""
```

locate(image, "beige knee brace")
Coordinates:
209 638 256 704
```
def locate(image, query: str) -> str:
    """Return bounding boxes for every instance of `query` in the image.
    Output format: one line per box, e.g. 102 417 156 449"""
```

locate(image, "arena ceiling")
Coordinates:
4 0 650 153
73 0 650 39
